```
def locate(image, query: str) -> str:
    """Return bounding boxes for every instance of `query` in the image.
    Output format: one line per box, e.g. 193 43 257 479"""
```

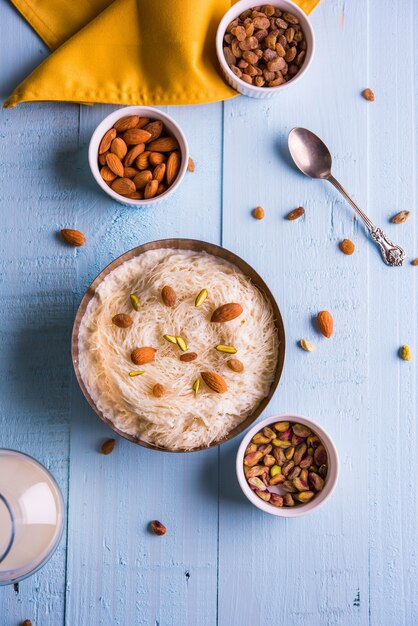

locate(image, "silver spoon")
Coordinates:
288 127 405 266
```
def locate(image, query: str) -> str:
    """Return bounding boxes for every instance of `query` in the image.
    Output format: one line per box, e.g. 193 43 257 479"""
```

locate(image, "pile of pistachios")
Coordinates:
243 421 328 507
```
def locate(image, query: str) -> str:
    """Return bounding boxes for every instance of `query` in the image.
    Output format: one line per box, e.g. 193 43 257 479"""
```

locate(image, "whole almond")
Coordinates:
339 239 355 255
317 310 333 338
156 183 168 196
412 258 418 266
60 228 86 246
153 163 166 183
133 170 152 190
391 210 410 224
144 179 159 199
362 88 375 101
124 143 145 167
166 151 181 186
161 285 177 307
100 166 117 182
149 152 166 166
99 128 116 154
106 153 124 177
113 115 140 132
287 207 305 220
131 347 156 365
211 303 243 323
180 352 198 362
98 152 108 165
123 129 152 145
110 137 128 160
201 371 227 394
111 177 136 196
227 358 244 372
112 313 133 328
136 117 151 129
136 151 151 170
187 157 195 172
123 166 139 179
144 121 163 142
100 438 116 455
150 519 166 535
147 137 179 152
128 191 143 199
152 383 165 398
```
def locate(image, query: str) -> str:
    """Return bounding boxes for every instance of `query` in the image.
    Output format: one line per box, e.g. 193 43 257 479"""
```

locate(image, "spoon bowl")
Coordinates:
288 127 332 179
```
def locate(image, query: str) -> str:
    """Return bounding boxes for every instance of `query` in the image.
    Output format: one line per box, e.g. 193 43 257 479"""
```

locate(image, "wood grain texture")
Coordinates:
0 0 417 624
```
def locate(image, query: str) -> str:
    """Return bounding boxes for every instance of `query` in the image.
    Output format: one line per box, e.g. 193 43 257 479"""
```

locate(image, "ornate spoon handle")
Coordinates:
327 175 405 266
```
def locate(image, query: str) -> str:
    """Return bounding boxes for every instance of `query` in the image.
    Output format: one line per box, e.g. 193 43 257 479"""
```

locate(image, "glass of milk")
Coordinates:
0 449 64 585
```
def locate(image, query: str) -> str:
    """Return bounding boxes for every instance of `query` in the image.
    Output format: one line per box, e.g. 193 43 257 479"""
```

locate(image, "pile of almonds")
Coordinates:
111 284 246 397
223 5 307 88
244 421 328 507
98 115 181 200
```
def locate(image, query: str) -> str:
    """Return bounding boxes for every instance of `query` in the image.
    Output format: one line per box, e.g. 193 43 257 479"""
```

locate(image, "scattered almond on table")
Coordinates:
187 157 195 172
100 438 116 455
21 621 32 626
150 520 167 535
317 311 333 338
60 228 86 247
391 210 410 224
253 206 265 220
362 88 375 101
339 239 355 255
286 206 305 220
411 258 418 266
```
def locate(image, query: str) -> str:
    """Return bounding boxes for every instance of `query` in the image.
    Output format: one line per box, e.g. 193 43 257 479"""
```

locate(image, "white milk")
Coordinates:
0 451 64 584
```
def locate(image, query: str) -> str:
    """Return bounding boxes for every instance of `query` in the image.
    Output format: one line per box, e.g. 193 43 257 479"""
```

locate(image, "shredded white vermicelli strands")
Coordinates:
78 249 279 450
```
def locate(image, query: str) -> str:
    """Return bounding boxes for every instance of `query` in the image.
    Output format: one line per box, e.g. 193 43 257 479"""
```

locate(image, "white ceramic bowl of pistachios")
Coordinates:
236 414 339 517
216 0 315 98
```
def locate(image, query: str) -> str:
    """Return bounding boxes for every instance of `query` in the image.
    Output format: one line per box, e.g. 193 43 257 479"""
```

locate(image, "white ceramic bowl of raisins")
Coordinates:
216 0 315 98
236 415 339 516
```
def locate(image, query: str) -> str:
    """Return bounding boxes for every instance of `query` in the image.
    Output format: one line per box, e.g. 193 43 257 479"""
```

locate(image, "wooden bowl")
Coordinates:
71 239 286 452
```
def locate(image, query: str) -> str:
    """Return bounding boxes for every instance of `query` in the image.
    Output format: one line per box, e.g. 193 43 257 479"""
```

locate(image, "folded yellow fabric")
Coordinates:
5 0 319 108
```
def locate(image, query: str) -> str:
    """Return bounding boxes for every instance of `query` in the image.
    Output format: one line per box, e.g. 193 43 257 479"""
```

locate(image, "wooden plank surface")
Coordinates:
0 0 417 624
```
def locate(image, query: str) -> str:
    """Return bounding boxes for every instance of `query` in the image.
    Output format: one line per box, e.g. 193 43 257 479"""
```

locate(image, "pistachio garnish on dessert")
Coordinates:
130 293 140 310
195 288 208 307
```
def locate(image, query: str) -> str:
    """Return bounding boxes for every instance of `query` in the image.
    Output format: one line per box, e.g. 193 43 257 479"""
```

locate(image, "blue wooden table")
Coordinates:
1 0 417 624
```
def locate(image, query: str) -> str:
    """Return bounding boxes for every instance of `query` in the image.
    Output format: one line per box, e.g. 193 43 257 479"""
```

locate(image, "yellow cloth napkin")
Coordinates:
4 0 319 108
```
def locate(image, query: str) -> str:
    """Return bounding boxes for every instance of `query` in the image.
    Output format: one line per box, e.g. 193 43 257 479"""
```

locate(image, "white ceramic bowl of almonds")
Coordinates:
236 415 338 516
216 0 315 98
88 106 189 206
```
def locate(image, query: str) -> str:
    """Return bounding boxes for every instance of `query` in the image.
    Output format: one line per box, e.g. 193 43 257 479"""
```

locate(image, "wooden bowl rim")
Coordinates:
71 238 286 452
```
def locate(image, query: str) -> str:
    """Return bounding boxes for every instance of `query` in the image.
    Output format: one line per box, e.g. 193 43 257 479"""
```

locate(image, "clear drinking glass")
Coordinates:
0 449 64 585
